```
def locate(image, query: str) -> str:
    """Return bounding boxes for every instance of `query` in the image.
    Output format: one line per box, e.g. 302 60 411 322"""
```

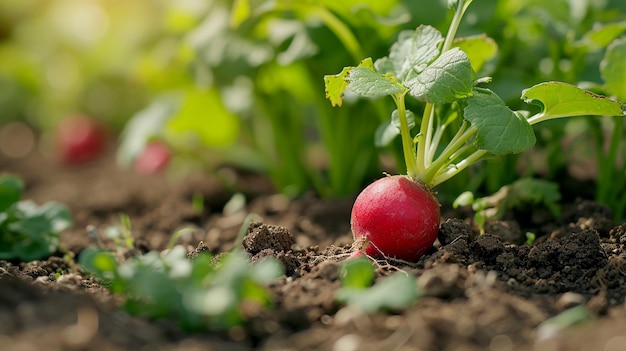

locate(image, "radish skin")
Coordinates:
350 175 440 261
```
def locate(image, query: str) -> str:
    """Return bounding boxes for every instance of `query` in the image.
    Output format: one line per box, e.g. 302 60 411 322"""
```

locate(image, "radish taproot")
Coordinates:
351 175 440 261
133 141 171 174
325 0 625 262
56 115 107 165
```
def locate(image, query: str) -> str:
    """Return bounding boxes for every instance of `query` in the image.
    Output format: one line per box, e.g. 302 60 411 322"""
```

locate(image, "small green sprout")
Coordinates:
0 174 72 261
335 257 418 313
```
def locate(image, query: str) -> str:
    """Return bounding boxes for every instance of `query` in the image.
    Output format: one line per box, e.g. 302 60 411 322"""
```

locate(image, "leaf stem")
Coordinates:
431 149 487 186
303 5 364 61
422 123 476 185
415 103 434 175
392 93 418 179
415 0 472 181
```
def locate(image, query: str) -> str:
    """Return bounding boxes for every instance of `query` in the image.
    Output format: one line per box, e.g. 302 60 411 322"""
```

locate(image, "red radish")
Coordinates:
56 115 107 164
350 175 440 261
134 141 171 174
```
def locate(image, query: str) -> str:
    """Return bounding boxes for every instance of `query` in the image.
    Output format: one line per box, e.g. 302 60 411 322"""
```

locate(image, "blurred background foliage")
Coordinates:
1 0 625 206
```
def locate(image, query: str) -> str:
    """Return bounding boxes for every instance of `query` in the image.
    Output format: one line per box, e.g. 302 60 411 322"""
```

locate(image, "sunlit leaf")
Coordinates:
408 48 474 104
167 87 240 147
0 174 23 212
464 88 535 155
387 25 443 81
601 38 626 101
340 257 375 288
348 58 406 98
575 21 626 52
453 34 498 73
324 66 352 107
521 82 626 123
336 272 417 313
117 98 178 167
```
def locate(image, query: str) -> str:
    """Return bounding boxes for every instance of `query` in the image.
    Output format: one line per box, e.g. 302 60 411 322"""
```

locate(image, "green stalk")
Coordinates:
415 0 472 178
281 3 364 61
415 103 434 175
422 124 477 185
392 93 418 179
432 149 487 186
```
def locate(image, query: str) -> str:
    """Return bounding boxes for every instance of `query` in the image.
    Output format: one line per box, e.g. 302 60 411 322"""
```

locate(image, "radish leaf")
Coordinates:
407 47 474 103
522 82 626 124
336 272 418 313
452 34 497 73
464 88 535 155
348 59 406 98
383 25 443 81
601 38 626 101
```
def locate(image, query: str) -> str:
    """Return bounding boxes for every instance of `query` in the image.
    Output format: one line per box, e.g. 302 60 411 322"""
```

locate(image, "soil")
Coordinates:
2 146 626 351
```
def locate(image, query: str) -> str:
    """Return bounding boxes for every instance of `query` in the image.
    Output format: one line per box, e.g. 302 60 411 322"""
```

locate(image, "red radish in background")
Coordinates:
56 115 107 165
350 175 440 261
133 141 171 174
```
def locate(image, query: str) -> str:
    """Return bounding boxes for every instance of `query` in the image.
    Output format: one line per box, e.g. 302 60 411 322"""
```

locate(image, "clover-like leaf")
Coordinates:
464 88 536 155
407 48 474 104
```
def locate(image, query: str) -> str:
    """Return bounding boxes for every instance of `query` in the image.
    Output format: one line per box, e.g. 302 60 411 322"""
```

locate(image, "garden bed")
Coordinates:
2 148 626 351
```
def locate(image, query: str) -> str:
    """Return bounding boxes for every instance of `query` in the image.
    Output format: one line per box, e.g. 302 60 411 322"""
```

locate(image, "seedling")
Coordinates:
0 174 73 261
325 0 626 261
453 178 561 235
80 246 283 331
335 257 418 313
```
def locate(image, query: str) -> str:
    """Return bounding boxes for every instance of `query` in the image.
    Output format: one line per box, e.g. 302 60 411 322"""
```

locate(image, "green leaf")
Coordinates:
389 26 443 81
117 97 178 167
167 87 240 148
375 109 416 147
407 48 474 103
0 174 23 212
521 82 626 123
601 38 626 101
575 21 626 52
79 248 119 280
453 34 498 73
340 257 375 288
325 58 406 106
464 88 536 155
324 66 351 107
348 66 406 98
250 256 284 284
336 272 417 313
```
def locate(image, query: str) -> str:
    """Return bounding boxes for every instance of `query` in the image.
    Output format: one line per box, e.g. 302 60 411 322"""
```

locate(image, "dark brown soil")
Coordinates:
2 147 626 351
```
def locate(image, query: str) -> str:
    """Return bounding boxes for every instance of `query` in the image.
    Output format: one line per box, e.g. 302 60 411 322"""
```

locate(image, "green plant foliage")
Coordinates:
522 82 625 123
325 0 626 191
80 247 283 331
454 178 562 234
336 270 418 313
600 38 626 101
463 88 535 155
0 174 72 261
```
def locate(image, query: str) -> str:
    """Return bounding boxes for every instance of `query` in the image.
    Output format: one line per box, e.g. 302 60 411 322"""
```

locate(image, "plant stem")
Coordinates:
415 103 434 175
415 0 472 180
292 4 364 61
422 124 476 185
432 149 487 186
392 93 418 179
